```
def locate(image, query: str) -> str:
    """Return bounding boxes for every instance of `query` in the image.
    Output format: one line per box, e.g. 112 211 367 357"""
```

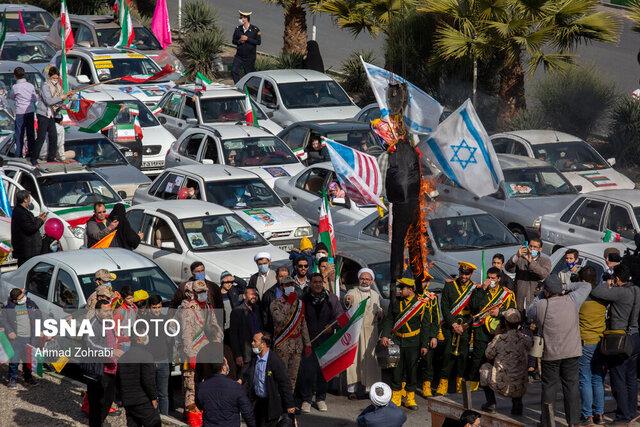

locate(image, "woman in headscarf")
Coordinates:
34 66 72 164
108 203 142 250
304 40 325 73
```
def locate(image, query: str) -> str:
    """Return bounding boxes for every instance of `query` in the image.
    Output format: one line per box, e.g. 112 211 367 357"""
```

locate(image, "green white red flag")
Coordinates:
121 64 174 83
133 115 143 140
26 344 44 376
602 229 621 242
64 99 121 133
0 331 14 363
315 297 368 381
318 192 337 257
195 71 212 91
60 0 74 92
115 0 135 48
244 86 259 127
292 147 307 162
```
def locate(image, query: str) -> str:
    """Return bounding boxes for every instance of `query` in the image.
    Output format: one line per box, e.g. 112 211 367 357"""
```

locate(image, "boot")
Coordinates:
391 390 402 407
455 377 464 393
467 380 479 392
400 381 407 398
435 379 448 395
403 391 418 410
421 380 432 397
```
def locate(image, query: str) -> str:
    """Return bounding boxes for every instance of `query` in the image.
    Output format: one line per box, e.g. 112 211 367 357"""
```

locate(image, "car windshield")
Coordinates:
0 71 43 89
95 27 162 51
78 267 176 302
0 109 14 133
205 178 283 209
5 11 53 32
106 100 160 127
222 137 298 167
532 141 609 172
278 81 352 109
94 57 162 83
64 136 128 167
37 173 120 208
368 261 391 299
429 214 519 251
503 167 576 198
1 41 55 64
633 207 640 228
181 214 267 251
324 130 381 153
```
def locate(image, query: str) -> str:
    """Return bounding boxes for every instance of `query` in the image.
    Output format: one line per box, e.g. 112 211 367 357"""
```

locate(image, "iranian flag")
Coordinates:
318 192 337 257
18 11 26 34
244 86 259 127
25 344 44 377
603 229 621 243
195 71 212 91
60 0 74 92
0 331 14 363
315 297 368 381
120 64 174 83
292 147 307 162
65 99 121 133
134 115 143 140
115 0 135 48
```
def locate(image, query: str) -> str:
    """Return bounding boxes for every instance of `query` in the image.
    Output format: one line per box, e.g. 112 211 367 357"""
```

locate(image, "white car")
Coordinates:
548 243 630 281
79 87 176 175
126 200 290 284
156 85 282 137
0 248 178 319
163 124 304 188
491 130 634 192
50 47 175 106
236 69 360 127
132 165 312 251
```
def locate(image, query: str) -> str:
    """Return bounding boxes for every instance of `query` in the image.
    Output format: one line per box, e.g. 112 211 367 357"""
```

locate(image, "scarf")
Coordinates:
310 290 328 306
47 79 63 99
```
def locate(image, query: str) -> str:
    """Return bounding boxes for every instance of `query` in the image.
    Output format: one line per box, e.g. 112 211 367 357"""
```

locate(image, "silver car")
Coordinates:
335 203 521 280
541 190 640 252
0 34 56 74
548 243 631 278
273 162 377 226
0 4 54 35
437 154 580 242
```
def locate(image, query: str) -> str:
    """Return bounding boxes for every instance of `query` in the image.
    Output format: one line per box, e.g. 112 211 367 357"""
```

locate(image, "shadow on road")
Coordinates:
297 412 358 427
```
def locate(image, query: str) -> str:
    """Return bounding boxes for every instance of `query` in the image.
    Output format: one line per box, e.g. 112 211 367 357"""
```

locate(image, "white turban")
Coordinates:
358 268 374 280
369 382 391 406
254 252 271 262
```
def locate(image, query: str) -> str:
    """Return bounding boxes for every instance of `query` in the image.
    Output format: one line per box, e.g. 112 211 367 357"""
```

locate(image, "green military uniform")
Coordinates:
417 290 440 397
465 284 516 386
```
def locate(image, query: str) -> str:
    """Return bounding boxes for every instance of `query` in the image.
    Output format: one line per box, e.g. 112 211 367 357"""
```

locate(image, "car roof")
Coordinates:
579 189 640 206
287 119 373 132
6 33 47 42
243 69 334 84
428 202 489 219
69 14 143 28
4 159 90 176
176 84 243 98
0 61 41 74
496 130 582 145
79 87 139 102
64 128 112 141
165 164 260 181
336 239 390 264
194 124 274 139
497 153 551 169
33 248 158 276
67 47 150 59
131 200 233 218
0 4 48 12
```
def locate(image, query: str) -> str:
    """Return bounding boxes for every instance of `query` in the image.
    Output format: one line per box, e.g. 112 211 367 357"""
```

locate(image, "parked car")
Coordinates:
437 154 580 242
132 164 312 251
46 14 184 73
0 248 178 319
354 103 380 123
79 87 176 175
548 243 630 281
156 85 282 137
236 70 360 127
50 47 174 106
0 60 44 92
277 119 384 161
540 189 640 252
0 4 54 34
273 162 377 225
335 203 521 280
2 160 125 249
490 130 634 192
126 200 290 284
164 124 304 188
0 33 56 73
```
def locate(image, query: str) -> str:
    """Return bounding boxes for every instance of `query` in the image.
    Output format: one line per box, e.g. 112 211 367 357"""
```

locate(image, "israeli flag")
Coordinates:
418 99 504 198
361 58 443 135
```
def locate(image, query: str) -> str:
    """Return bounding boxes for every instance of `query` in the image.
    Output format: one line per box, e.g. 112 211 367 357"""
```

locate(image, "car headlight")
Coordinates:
68 226 85 240
294 226 312 237
532 216 542 232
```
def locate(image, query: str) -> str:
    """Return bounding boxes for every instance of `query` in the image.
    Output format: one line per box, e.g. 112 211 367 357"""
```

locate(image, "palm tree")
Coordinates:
419 0 618 123
263 0 308 55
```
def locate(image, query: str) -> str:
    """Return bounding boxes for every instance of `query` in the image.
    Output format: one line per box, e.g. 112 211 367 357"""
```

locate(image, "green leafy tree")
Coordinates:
262 0 308 55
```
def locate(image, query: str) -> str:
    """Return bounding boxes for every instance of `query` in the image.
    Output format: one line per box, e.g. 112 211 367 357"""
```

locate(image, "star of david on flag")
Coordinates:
417 99 504 198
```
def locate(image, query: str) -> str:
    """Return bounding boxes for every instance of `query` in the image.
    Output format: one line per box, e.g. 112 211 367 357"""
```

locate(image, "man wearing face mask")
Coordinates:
505 238 551 312
558 249 581 285
231 11 261 83
11 189 47 266
269 276 311 392
230 288 263 373
261 267 299 334
85 269 118 320
220 271 242 332
465 267 516 396
345 268 384 399
603 247 621 283
300 273 344 413
181 262 223 310
249 252 277 299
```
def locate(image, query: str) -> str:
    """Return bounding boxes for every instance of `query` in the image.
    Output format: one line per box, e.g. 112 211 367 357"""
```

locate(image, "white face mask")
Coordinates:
489 280 496 288
283 286 294 296
358 285 371 292
239 18 244 25
252 346 261 354
316 253 326 261
17 296 27 305
197 292 208 302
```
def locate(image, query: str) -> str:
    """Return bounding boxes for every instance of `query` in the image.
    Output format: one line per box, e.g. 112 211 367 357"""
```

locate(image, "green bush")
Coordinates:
506 108 548 131
277 52 305 69
182 0 219 33
132 0 154 18
339 50 376 106
179 30 225 80
66 0 108 15
608 96 640 167
254 56 279 71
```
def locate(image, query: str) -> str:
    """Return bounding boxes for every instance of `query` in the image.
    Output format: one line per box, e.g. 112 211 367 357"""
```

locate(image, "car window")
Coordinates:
532 141 609 172
75 24 95 46
95 27 162 51
221 136 298 167
206 178 282 209
245 77 261 98
52 268 79 309
180 214 267 251
550 256 604 283
338 256 365 291
77 58 93 81
296 168 330 195
162 93 183 117
126 209 145 232
280 126 309 151
26 262 54 299
363 215 389 241
491 138 512 154
568 199 606 231
155 173 185 200
430 214 519 250
149 173 169 196
278 80 353 109
179 133 205 159
561 197 584 223
0 40 55 65
183 178 201 200
5 11 53 32
606 205 635 239
202 139 219 163
37 173 119 208
152 218 178 250
181 96 197 120
262 80 277 106
512 141 528 156
79 267 176 302
503 167 575 198
200 97 245 123
17 172 40 204
360 106 380 122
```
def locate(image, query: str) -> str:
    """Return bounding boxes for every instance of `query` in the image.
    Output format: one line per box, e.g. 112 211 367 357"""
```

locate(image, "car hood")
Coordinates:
105 82 175 104
287 106 361 124
234 206 309 234
507 194 579 216
141 125 176 146
243 164 305 188
561 169 635 192
93 164 150 186
197 245 289 281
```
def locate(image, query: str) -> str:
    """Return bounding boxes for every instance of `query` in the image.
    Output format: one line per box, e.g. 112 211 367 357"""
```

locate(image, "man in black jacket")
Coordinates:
11 190 46 266
300 273 344 413
118 335 161 427
231 11 261 83
242 332 295 427
176 262 223 309
230 287 262 372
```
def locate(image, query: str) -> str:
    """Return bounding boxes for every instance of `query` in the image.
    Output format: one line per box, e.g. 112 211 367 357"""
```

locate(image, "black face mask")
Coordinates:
27 203 34 210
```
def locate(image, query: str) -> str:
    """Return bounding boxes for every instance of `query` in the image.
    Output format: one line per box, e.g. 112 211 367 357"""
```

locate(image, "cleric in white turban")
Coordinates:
357 382 407 426
250 251 275 298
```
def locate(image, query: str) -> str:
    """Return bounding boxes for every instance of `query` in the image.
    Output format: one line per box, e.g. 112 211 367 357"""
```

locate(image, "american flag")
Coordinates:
323 138 384 207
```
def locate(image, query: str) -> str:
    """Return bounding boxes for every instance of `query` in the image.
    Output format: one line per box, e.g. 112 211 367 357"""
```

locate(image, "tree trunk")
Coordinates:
497 57 526 128
283 0 307 55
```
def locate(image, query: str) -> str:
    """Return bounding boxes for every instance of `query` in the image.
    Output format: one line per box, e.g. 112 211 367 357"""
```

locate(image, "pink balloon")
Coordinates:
44 217 64 240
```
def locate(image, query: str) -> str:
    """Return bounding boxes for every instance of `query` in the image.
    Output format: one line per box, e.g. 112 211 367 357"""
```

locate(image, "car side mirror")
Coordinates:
160 241 175 250
491 188 505 200
186 118 198 125
266 111 275 119
117 190 127 200
332 197 350 208
77 41 91 48
607 157 616 166
281 196 290 204
158 116 167 124
77 75 90 84
574 184 583 192
202 158 214 165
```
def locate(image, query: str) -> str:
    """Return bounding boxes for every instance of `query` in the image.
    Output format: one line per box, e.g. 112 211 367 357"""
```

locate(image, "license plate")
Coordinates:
142 160 165 168
278 244 294 252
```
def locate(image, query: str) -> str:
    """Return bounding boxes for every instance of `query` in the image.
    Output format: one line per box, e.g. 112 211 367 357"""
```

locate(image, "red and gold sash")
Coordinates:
274 298 304 348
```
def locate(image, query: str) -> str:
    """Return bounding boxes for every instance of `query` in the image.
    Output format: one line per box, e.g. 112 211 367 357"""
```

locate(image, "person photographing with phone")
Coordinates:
11 189 47 266
505 238 551 312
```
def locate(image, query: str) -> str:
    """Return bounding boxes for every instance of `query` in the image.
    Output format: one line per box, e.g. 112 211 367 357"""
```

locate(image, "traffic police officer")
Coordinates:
232 11 261 83
436 261 476 395
379 278 435 410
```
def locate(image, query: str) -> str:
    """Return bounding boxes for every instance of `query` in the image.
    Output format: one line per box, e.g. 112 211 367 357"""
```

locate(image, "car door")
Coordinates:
167 131 206 166
604 203 636 241
49 266 81 318
198 135 221 164
157 92 185 137
292 167 330 223
152 172 187 200
25 261 55 316
259 79 285 124
563 198 607 245
132 211 185 282
279 125 309 155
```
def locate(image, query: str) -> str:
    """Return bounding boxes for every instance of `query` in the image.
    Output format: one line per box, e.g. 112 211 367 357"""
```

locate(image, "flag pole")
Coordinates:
310 320 338 345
